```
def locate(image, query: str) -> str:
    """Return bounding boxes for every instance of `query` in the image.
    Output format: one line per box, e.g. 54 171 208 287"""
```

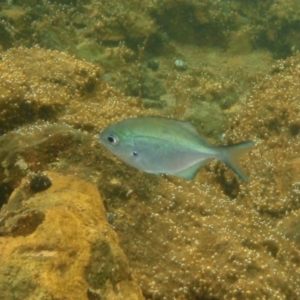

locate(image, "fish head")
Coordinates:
99 123 140 169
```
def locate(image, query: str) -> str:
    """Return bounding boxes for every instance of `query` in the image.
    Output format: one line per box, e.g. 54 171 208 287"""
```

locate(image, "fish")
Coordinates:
99 116 254 182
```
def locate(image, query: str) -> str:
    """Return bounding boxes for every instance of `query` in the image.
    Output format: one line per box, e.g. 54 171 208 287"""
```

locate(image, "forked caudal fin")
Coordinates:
221 141 254 183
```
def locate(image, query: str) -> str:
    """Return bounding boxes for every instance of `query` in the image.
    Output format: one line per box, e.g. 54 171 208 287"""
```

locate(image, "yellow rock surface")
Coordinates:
0 171 144 300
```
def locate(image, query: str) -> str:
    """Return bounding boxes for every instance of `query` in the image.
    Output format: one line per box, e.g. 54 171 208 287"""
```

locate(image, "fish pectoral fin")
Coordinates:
172 159 210 180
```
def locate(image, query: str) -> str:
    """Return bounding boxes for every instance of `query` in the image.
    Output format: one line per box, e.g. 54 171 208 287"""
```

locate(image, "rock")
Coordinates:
0 47 103 134
174 59 187 71
0 172 144 300
76 40 102 63
147 60 159 71
227 26 254 55
0 22 13 50
184 100 225 137
277 210 300 248
142 98 165 109
141 76 166 100
159 93 176 110
1 5 300 297
0 47 154 136
29 173 52 192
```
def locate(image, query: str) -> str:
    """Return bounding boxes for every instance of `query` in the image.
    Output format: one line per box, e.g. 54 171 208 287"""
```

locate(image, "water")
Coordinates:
0 0 299 299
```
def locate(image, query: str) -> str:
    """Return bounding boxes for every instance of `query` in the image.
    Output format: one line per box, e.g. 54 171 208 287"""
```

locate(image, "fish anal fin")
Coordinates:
172 159 210 180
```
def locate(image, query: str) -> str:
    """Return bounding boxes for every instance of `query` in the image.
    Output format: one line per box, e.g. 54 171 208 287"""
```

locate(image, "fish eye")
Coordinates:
107 134 119 145
133 151 138 157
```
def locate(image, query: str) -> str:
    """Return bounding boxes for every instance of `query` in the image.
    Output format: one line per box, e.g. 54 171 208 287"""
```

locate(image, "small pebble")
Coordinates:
174 59 187 71
147 60 159 71
30 174 52 192
107 212 114 225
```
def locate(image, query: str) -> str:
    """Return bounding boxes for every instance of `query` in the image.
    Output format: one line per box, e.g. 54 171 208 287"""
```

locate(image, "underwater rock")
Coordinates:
0 172 144 300
227 52 300 216
277 210 300 249
147 60 159 71
159 93 176 110
0 180 14 210
30 173 52 192
227 25 254 55
0 23 13 50
184 100 224 137
0 47 103 134
141 76 166 100
0 46 153 136
142 98 165 110
0 3 300 298
255 0 300 57
97 54 300 299
75 40 103 63
174 59 187 71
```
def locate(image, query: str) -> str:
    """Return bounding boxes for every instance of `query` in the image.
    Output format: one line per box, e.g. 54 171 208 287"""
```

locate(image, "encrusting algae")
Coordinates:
0 0 300 299
227 54 300 217
0 46 299 299
0 47 152 135
0 172 144 300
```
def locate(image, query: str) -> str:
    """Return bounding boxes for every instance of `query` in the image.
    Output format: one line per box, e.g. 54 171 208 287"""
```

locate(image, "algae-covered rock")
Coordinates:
1 1 300 297
154 0 239 47
184 100 224 137
1 0 299 61
227 53 300 216
1 43 300 300
0 47 151 135
0 171 144 300
0 46 157 213
76 40 103 63
0 47 102 134
98 53 300 299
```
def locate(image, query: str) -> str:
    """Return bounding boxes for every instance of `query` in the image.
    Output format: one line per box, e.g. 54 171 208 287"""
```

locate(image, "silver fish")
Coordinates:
99 117 254 182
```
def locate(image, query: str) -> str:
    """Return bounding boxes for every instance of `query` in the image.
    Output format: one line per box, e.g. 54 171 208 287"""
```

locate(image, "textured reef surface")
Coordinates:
0 0 300 299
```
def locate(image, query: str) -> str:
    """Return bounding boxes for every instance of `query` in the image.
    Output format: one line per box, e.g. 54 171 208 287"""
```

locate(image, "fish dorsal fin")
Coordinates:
172 159 210 180
176 120 199 135
174 120 210 146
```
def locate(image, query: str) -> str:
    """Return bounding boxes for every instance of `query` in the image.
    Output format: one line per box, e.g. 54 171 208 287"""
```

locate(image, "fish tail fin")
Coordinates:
220 141 254 183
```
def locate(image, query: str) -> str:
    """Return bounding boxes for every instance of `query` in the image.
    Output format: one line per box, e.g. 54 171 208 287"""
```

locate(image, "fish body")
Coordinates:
99 117 254 182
